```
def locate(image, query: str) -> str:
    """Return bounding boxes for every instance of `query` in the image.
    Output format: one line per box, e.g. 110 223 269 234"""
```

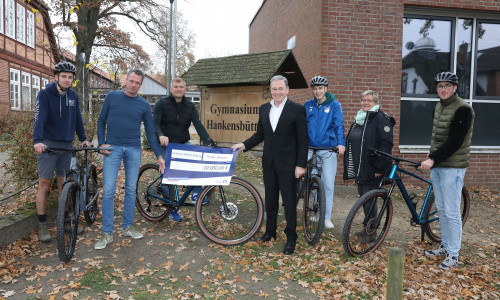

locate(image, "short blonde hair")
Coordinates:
361 90 379 104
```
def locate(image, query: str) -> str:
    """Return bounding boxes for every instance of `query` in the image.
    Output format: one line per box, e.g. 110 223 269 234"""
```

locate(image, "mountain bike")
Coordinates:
297 146 338 245
342 148 470 257
46 146 112 263
136 163 264 245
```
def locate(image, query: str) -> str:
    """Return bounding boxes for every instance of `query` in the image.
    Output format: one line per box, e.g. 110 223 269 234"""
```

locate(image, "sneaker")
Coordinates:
325 219 334 229
425 244 447 257
440 254 458 270
94 233 113 250
310 215 319 222
123 227 144 239
362 232 377 243
190 197 210 205
38 222 51 243
169 210 183 222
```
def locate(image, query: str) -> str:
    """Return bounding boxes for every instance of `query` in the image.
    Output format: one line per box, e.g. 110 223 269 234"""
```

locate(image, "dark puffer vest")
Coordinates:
159 95 194 144
430 95 474 168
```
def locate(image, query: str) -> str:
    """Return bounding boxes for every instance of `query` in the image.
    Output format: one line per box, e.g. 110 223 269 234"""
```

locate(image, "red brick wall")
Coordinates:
249 0 500 187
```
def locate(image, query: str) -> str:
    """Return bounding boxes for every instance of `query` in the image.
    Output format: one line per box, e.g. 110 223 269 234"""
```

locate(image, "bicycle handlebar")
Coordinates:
367 147 421 167
309 146 338 153
45 146 113 152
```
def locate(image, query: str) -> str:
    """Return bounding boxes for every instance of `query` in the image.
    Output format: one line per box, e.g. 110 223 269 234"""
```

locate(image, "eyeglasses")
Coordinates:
437 84 453 90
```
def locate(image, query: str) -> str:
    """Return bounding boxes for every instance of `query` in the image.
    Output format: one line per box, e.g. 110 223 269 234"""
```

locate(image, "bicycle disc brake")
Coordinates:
219 203 238 220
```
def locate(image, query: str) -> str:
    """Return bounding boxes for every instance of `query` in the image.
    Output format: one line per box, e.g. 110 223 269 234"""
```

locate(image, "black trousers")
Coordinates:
263 167 298 241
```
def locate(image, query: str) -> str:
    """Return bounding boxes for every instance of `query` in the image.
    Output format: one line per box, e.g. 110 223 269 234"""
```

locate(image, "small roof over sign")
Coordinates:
181 50 308 89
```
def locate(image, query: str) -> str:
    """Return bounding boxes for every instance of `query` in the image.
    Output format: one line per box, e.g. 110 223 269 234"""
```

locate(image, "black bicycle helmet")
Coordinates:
434 72 459 85
310 76 328 87
54 62 77 75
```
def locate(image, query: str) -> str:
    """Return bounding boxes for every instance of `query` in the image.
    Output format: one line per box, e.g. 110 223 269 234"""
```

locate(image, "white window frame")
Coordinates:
32 75 40 109
5 0 15 39
16 3 26 44
42 78 49 89
401 9 500 152
0 0 4 34
10 68 21 110
26 10 34 48
21 72 31 110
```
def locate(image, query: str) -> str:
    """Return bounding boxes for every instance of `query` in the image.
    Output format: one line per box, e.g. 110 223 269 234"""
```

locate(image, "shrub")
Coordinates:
6 112 38 187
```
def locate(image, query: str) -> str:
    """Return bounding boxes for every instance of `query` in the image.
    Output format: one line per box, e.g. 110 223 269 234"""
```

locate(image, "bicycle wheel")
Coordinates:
342 189 393 257
302 175 326 245
423 186 470 243
136 164 170 222
57 181 79 263
195 177 264 245
84 164 98 225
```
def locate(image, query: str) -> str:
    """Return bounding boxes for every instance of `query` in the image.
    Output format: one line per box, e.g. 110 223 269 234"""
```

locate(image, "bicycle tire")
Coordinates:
423 185 470 243
342 189 393 257
57 181 79 263
302 175 326 245
194 177 264 245
84 164 99 225
136 163 170 222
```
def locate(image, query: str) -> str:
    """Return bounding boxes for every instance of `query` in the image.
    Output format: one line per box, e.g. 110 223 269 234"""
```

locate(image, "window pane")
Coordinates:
402 17 452 96
471 103 500 146
456 19 473 99
475 22 500 99
399 100 436 145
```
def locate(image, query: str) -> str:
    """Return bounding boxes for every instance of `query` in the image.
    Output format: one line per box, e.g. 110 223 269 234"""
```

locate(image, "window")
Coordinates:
10 69 20 110
22 72 31 110
5 0 14 39
42 78 49 88
26 10 34 48
32 75 40 109
16 3 25 44
0 0 4 34
401 14 500 148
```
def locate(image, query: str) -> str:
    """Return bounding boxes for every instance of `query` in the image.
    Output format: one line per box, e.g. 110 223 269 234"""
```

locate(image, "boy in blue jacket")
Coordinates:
304 76 345 229
33 62 91 243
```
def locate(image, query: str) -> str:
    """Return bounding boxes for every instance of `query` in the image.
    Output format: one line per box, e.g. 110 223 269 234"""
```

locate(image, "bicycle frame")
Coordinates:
145 174 195 208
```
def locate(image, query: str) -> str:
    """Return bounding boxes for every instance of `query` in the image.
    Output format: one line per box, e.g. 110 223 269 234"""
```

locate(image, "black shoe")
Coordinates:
258 232 276 242
283 240 296 255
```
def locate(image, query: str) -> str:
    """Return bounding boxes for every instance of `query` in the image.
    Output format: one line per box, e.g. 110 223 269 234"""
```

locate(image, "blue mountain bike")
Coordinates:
342 148 470 257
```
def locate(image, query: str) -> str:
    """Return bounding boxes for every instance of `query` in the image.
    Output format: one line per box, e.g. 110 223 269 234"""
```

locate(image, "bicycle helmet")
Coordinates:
310 76 328 87
434 72 459 85
54 62 77 75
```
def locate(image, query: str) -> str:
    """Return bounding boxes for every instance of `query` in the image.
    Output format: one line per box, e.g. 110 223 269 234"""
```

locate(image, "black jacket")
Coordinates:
343 110 395 185
243 99 309 173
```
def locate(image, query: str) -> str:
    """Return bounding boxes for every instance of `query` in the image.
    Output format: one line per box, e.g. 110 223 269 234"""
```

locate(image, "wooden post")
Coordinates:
386 247 405 300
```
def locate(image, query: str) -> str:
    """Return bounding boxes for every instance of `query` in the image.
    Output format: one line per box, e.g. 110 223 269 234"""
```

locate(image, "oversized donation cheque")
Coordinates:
162 143 238 186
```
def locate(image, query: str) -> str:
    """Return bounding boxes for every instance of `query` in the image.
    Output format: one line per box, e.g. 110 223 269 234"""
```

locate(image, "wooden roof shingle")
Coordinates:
181 50 308 88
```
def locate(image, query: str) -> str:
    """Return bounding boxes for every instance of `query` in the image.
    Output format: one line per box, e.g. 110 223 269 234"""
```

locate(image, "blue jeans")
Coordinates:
430 167 466 257
309 150 337 220
101 145 142 234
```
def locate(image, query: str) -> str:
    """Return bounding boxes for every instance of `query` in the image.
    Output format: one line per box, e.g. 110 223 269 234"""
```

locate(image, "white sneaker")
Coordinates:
123 227 143 239
95 233 113 250
325 219 334 229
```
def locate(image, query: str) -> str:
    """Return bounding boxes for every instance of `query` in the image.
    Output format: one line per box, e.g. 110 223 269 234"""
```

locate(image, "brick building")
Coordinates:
0 0 58 112
249 0 500 187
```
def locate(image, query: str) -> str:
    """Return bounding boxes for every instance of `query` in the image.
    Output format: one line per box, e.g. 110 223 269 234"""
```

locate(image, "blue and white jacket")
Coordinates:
33 82 86 144
304 92 345 148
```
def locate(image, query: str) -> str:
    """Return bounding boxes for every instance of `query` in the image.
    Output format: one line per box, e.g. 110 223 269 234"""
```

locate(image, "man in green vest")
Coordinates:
420 72 474 271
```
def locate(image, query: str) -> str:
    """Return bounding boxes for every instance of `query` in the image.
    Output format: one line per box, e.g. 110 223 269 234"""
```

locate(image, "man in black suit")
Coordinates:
232 75 308 255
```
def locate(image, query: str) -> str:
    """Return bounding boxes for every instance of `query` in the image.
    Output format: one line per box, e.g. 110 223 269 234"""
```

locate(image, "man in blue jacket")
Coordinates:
33 62 91 243
304 76 345 229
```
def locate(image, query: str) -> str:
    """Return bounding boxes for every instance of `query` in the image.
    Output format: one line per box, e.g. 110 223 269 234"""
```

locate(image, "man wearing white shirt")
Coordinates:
232 75 308 255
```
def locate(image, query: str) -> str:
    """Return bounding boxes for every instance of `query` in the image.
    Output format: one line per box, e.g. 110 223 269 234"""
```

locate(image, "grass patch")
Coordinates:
78 266 120 292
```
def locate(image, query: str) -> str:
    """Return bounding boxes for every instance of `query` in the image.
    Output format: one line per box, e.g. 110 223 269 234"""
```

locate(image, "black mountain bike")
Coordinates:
297 146 337 245
46 146 111 263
